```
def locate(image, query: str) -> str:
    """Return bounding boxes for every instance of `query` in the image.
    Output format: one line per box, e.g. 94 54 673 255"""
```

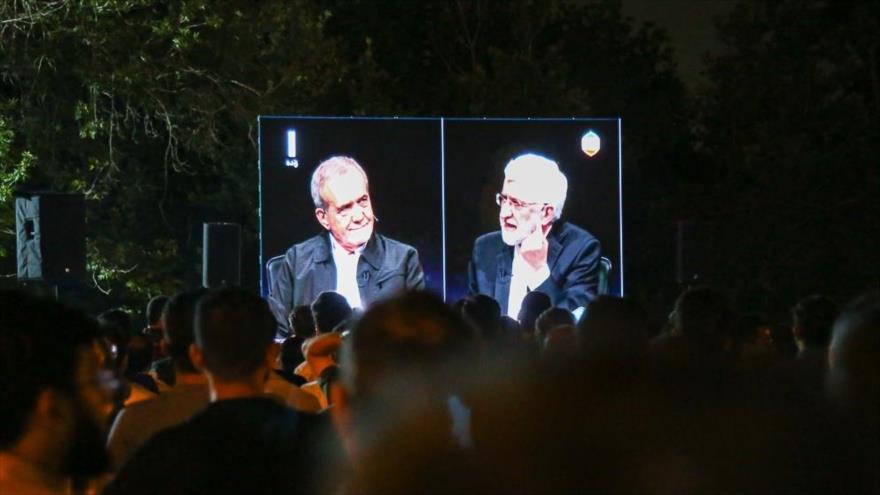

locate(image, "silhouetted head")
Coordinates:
343 291 472 404
194 288 276 382
311 291 352 334
578 296 650 358
280 336 305 374
517 291 552 332
289 304 316 338
792 294 839 351
142 295 169 347
670 286 734 347
125 334 153 375
541 324 578 360
146 295 169 328
338 292 476 492
461 294 502 344
97 309 133 370
162 289 208 373
828 292 880 410
536 307 576 344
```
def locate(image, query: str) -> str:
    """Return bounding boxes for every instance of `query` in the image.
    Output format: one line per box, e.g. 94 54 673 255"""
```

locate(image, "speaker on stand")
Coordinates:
202 223 241 288
15 192 86 285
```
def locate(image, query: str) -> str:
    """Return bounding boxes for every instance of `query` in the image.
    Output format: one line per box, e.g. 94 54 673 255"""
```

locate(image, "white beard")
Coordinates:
501 227 527 246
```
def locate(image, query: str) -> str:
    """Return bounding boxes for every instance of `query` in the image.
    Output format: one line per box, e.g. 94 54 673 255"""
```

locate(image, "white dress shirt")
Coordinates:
329 235 364 310
506 244 551 319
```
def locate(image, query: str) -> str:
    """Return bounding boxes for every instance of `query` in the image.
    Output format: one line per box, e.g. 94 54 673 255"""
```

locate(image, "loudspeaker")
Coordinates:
15 193 86 283
202 223 241 288
676 220 714 285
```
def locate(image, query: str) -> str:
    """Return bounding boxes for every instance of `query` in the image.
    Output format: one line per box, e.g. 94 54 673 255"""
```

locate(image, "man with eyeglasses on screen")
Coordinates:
268 156 425 336
468 153 601 321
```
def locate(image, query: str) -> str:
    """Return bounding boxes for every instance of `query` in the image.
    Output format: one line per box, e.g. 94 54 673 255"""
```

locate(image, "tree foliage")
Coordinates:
1 0 690 312
694 0 880 313
6 0 870 318
321 0 693 311
1 0 347 306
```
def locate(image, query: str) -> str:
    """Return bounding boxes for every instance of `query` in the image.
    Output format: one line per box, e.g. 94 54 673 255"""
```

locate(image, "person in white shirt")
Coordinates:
268 156 426 337
468 153 601 321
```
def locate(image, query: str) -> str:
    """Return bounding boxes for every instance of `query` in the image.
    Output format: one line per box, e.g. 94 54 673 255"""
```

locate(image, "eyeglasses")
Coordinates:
496 192 542 210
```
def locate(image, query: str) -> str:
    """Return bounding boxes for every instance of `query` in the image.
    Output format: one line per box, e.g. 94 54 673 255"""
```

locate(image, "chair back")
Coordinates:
265 254 286 291
598 256 613 295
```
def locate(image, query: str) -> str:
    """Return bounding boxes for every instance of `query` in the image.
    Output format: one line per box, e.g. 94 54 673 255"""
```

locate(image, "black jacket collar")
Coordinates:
314 232 383 269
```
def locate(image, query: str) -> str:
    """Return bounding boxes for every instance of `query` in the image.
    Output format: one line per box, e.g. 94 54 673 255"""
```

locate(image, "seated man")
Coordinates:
104 288 339 495
268 156 426 336
469 153 601 320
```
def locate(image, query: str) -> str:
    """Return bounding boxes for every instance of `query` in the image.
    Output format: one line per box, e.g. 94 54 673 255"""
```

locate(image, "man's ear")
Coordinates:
315 208 330 230
266 342 281 370
541 205 556 229
189 343 206 372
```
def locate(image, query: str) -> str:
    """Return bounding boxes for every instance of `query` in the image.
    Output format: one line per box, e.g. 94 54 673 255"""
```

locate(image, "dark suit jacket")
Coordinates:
468 221 601 315
268 232 425 335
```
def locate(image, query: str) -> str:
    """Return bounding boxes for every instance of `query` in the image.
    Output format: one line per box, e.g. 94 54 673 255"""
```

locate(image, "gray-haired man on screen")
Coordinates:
468 153 601 320
268 156 425 336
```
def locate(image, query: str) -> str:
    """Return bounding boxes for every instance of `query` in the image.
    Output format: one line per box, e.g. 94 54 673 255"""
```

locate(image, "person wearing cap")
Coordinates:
468 153 601 320
268 156 426 337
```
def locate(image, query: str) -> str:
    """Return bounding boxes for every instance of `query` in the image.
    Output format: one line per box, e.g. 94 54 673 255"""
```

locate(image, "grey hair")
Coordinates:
503 153 568 220
310 156 369 208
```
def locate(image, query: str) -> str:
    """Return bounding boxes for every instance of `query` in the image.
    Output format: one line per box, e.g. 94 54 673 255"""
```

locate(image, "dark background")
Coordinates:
444 119 622 303
259 117 443 297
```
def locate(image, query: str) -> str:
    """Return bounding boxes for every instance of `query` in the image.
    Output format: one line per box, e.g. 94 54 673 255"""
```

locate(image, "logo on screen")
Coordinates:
285 130 299 168
581 130 600 157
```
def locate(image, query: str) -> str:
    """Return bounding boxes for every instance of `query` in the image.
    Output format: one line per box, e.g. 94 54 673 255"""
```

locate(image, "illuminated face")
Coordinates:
498 180 545 246
316 172 375 252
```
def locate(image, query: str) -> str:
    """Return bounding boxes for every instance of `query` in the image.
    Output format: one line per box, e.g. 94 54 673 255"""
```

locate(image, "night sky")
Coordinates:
621 0 735 87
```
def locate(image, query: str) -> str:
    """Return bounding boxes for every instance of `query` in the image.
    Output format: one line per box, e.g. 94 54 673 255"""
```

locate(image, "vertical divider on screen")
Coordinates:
257 116 265 296
440 117 447 301
617 118 624 296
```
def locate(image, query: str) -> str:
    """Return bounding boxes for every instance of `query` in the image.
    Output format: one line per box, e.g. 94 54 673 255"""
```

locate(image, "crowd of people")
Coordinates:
1 284 878 494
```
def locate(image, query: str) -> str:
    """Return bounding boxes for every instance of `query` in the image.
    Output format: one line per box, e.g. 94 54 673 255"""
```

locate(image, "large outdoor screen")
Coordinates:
258 116 622 328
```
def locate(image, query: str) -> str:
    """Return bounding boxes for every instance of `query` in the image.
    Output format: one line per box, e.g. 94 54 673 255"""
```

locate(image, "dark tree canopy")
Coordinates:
1 0 876 320
693 0 880 313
